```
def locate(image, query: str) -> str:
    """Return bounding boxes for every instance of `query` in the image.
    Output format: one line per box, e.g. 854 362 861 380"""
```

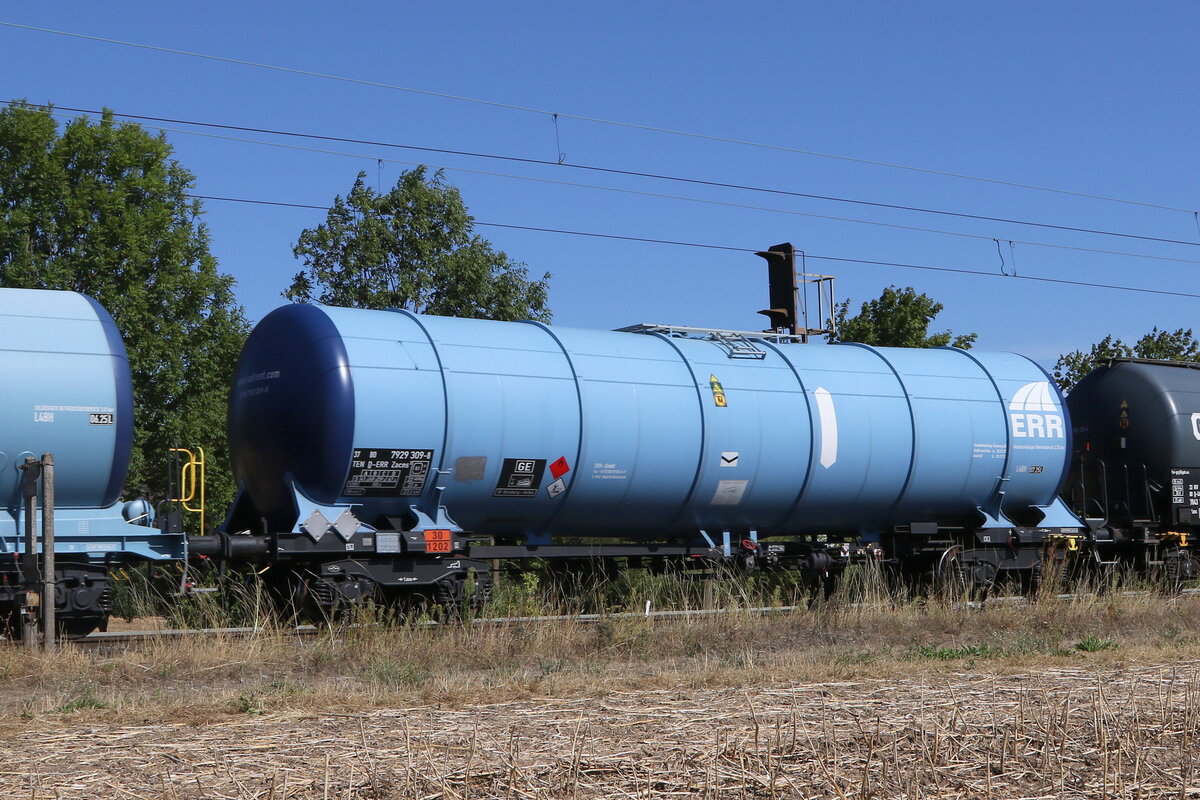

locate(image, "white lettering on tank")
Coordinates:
1011 412 1064 438
1045 414 1064 438
1027 414 1045 437
1008 382 1064 439
1011 413 1026 437
814 387 838 468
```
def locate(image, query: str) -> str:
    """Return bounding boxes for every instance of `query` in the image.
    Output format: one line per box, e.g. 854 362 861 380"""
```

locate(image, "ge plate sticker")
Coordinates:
343 448 433 497
493 458 546 498
711 479 748 506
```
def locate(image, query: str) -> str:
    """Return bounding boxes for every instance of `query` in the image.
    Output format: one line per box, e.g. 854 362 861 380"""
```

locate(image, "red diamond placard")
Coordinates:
549 456 570 479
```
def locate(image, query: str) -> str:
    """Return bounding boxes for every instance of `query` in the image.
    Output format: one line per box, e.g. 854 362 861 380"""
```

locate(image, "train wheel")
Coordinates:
432 576 464 616
821 571 840 600
933 546 996 601
254 570 306 624
396 590 434 620
281 570 377 625
806 571 842 608
933 545 970 598
433 570 493 618
1163 550 1200 594
1029 555 1071 598
0 610 102 640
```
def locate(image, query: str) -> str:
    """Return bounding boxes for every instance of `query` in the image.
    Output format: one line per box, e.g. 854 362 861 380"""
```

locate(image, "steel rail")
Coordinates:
51 587 1199 646
72 604 809 645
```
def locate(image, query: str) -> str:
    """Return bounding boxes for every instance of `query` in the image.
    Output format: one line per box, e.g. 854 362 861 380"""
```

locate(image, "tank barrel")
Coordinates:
227 304 1074 539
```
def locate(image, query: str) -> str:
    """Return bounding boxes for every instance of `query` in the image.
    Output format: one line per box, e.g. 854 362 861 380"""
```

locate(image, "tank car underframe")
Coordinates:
0 559 113 638
198 514 1136 614
192 526 862 617
881 523 1095 591
1065 452 1200 585
203 496 1136 616
1089 526 1200 584
270 556 496 618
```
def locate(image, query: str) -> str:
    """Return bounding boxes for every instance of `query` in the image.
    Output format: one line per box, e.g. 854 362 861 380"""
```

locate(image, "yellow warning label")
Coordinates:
1120 400 1129 408
709 374 727 408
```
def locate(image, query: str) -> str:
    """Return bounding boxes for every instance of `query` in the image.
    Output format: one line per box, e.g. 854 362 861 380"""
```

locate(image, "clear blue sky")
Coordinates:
3 2 1199 365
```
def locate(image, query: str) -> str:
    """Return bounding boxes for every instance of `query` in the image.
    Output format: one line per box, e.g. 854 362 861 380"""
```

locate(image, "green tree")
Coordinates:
287 167 551 321
829 286 977 349
1053 327 1200 391
0 102 249 520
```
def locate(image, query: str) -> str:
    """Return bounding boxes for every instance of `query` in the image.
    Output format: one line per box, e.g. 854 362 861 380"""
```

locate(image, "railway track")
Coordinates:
75 604 808 645
59 587 1200 645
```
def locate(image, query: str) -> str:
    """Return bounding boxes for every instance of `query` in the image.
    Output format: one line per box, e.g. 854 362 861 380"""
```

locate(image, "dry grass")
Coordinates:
2 590 1200 797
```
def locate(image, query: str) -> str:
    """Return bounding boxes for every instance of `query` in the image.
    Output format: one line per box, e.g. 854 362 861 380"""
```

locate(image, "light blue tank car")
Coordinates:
0 288 185 635
224 303 1083 604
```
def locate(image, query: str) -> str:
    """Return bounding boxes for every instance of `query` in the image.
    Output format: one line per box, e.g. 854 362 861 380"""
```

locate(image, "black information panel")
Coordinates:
492 458 546 498
1170 468 1200 508
343 448 434 497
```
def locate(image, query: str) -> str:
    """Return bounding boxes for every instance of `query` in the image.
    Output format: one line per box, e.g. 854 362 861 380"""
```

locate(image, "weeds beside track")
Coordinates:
70 584 1200 646
1 568 1198 797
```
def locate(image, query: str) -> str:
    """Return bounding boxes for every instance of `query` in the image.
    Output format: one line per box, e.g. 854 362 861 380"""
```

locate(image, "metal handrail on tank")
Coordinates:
615 323 808 344
169 446 206 536
1076 457 1159 529
1068 456 1109 527
1118 461 1158 525
1139 463 1160 525
1120 462 1135 524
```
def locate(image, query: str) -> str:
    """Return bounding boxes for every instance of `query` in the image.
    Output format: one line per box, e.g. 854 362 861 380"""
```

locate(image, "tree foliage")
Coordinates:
1053 328 1200 391
828 286 977 349
0 102 249 519
287 167 551 321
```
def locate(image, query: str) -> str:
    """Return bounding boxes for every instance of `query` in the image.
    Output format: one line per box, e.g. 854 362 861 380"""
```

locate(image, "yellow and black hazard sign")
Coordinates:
709 374 727 407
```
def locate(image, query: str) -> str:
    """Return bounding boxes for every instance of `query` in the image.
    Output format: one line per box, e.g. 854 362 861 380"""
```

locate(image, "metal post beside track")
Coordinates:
40 454 55 654
20 457 40 650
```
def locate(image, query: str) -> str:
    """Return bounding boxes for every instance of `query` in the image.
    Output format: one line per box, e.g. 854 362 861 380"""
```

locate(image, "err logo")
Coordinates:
1008 381 1064 439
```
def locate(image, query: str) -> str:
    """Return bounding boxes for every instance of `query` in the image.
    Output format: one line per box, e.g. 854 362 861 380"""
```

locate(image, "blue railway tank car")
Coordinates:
218 302 1086 610
0 288 185 635
1064 358 1200 582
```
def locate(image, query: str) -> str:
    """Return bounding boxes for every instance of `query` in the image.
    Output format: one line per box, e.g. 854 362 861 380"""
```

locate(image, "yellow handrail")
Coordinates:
170 446 205 535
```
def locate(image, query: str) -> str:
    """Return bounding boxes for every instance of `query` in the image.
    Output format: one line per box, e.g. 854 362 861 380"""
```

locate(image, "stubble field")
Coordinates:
3 589 1199 798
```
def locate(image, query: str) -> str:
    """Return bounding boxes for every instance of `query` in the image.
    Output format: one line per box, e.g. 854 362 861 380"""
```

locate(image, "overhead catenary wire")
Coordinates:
16 101 1200 294
190 193 1200 300
50 108 1200 268
29 102 1200 250
2 20 1193 217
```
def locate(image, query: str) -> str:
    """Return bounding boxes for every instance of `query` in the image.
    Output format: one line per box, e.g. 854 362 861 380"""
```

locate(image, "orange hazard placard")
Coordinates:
424 529 452 553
